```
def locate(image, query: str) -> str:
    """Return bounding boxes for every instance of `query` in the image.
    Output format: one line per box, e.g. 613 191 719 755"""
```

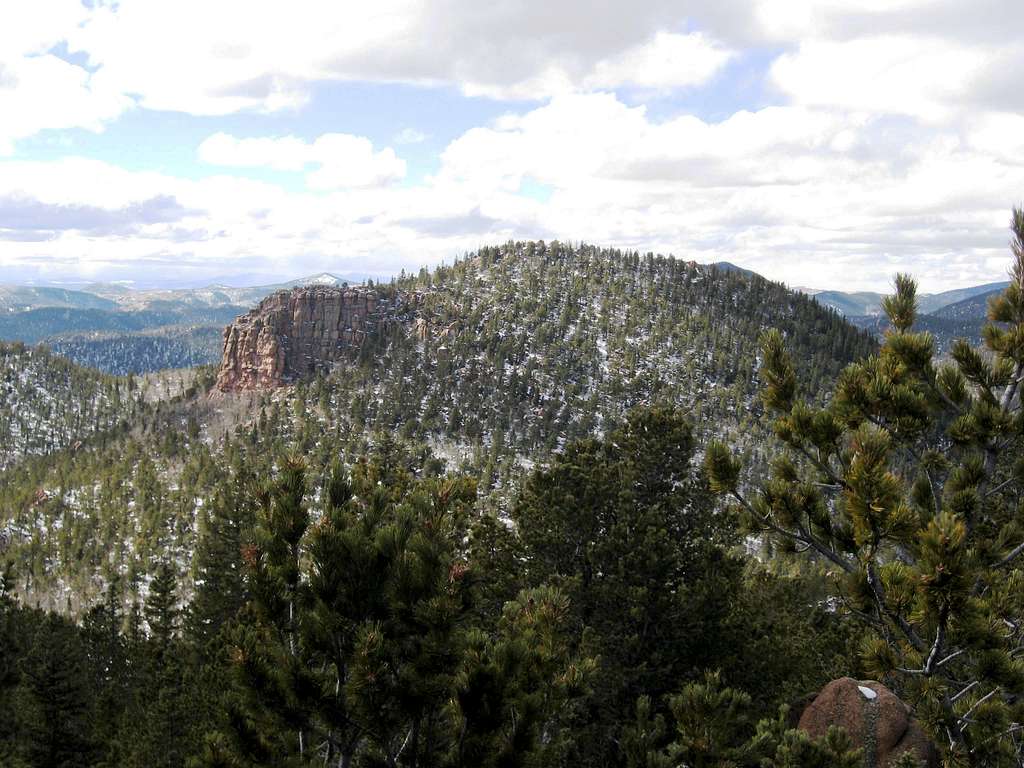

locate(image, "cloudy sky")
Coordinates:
2 0 1023 290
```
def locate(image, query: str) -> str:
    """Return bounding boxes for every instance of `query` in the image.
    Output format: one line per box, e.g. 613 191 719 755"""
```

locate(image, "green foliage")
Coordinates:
204 449 591 768
625 671 862 768
511 407 850 765
708 208 1024 766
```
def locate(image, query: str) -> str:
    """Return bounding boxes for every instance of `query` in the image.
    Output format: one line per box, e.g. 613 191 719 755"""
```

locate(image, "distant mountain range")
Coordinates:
795 281 1009 318
0 273 372 373
1 272 368 314
790 279 1009 351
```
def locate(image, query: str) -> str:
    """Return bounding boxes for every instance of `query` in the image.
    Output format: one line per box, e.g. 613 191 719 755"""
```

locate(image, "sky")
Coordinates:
1 1 1023 291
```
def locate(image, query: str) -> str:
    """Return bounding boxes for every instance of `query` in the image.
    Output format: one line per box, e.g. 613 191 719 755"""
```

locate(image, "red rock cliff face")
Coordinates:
216 287 415 391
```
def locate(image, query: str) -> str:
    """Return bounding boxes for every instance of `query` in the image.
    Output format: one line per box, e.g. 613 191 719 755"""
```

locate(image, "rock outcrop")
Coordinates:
798 677 938 768
216 287 418 391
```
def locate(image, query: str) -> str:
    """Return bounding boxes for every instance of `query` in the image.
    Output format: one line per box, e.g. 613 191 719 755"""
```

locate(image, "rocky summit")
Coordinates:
216 286 419 391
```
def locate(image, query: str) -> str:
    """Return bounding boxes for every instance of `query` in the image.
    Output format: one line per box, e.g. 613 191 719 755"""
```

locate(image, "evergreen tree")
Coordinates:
706 208 1024 766
187 467 257 646
16 614 95 768
144 560 180 652
207 452 589 768
512 407 747 764
80 578 131 764
624 673 862 768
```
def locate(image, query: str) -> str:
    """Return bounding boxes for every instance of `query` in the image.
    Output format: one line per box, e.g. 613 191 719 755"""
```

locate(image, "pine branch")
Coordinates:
729 488 856 575
865 560 927 653
994 539 1024 570
959 686 1002 729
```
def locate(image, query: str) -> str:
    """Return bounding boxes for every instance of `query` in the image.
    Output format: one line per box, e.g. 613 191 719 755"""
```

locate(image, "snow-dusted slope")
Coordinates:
0 343 144 470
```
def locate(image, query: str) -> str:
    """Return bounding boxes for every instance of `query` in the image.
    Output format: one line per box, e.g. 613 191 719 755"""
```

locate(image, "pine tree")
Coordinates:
511 406 746 764
144 561 180 652
81 578 131 763
706 208 1024 766
624 672 862 768
16 614 95 768
450 585 594 768
187 467 257 647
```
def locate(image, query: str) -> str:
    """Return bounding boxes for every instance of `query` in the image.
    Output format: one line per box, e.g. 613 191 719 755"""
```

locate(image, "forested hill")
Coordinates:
352 241 877 453
0 241 876 609
0 343 145 470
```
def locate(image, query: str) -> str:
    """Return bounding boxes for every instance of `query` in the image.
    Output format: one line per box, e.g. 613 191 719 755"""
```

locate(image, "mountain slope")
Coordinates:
846 313 982 351
920 281 1010 314
318 244 876 455
930 288 1003 321
0 342 145 470
0 285 120 312
800 281 1010 317
810 290 887 316
0 306 246 345
47 326 225 375
0 241 877 608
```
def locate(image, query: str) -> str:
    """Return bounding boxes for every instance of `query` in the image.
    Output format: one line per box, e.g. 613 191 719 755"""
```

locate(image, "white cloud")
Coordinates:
585 32 733 91
0 0 129 154
770 36 991 121
4 0 1024 292
435 93 1024 290
5 86 1024 291
60 1 732 111
198 133 406 188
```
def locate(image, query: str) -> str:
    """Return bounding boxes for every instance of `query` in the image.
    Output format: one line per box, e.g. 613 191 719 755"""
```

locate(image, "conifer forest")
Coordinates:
0 212 1021 767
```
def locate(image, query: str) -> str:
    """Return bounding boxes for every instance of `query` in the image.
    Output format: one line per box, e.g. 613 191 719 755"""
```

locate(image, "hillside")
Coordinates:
931 287 1003 321
846 312 983 352
0 306 245 345
0 241 877 609
46 326 225 375
809 290 888 316
0 343 146 471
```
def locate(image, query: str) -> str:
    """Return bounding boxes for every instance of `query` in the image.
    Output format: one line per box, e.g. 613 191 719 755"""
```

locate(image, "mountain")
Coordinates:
919 281 1010 314
709 261 759 278
806 279 1011 351
0 241 877 608
46 325 225 375
281 271 358 288
0 306 247 345
845 313 982 352
64 272 373 312
810 290 888 316
930 287 1004 321
798 280 1010 317
0 285 119 313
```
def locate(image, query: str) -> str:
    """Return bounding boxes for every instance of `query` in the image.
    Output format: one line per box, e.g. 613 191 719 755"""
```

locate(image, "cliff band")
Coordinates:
216 286 418 391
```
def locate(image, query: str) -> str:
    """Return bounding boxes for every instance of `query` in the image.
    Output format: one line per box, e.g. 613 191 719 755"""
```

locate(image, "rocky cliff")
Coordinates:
216 286 418 391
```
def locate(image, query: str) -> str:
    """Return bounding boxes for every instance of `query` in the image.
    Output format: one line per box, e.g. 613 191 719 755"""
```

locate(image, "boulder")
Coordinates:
797 677 938 768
